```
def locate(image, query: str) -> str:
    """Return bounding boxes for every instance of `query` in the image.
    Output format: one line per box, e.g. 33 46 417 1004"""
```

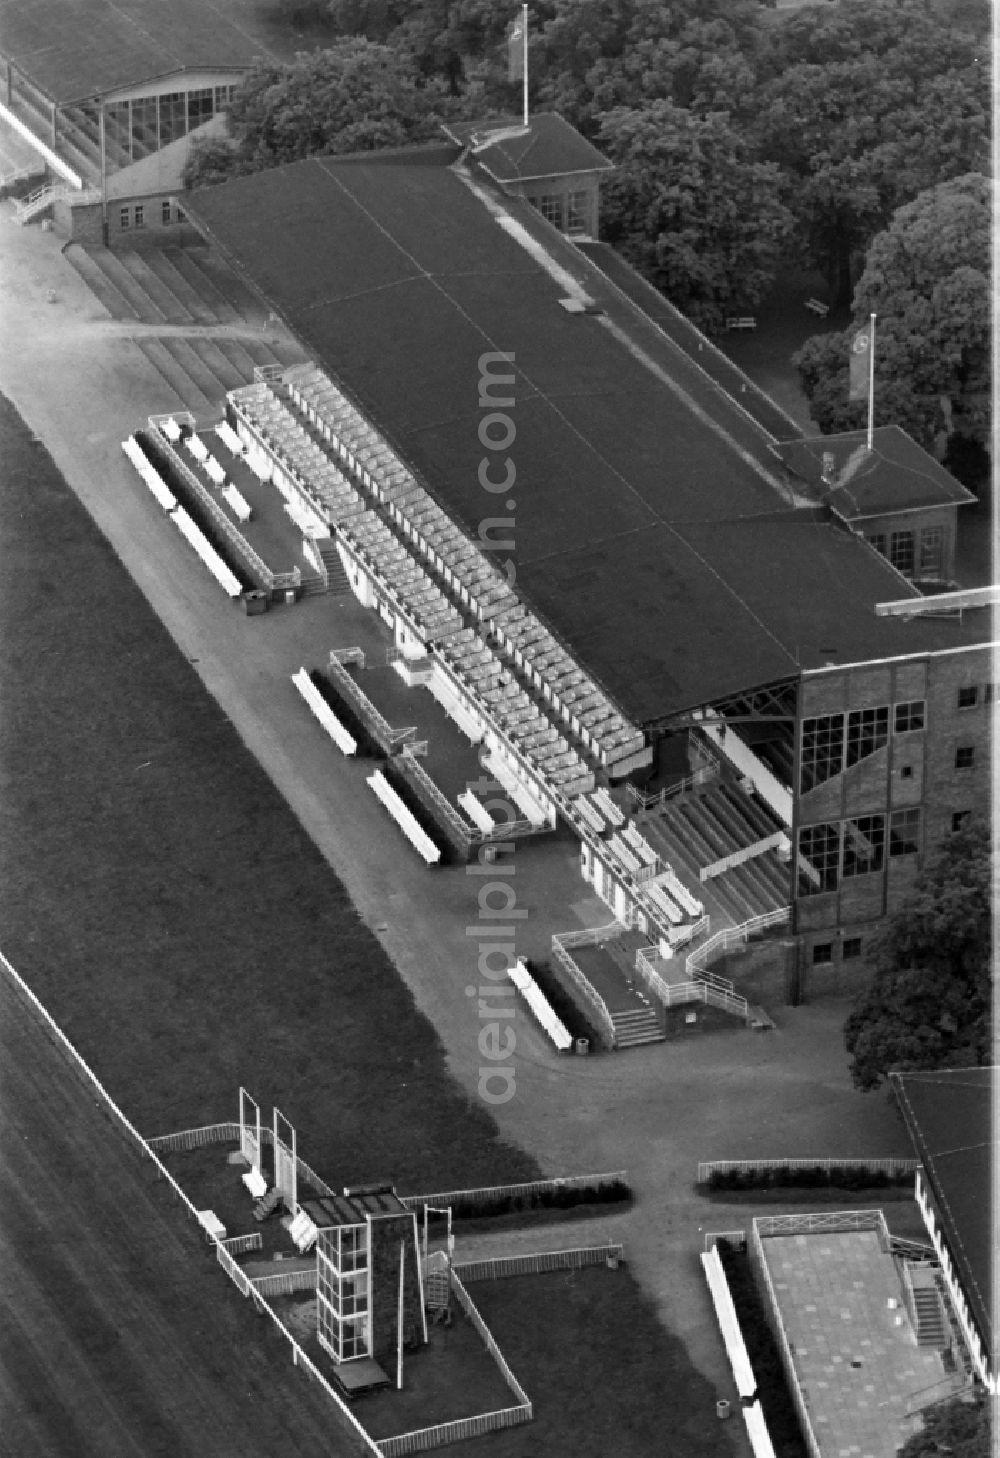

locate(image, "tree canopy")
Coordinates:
793 172 990 448
897 1394 991 1458
597 101 792 332
184 39 445 189
843 819 993 1091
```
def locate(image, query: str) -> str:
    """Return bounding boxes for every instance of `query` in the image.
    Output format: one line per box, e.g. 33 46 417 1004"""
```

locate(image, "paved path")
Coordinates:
0 207 913 1448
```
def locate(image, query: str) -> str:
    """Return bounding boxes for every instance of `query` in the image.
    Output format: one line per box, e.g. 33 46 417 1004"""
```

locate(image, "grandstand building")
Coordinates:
0 0 280 228
175 136 995 1001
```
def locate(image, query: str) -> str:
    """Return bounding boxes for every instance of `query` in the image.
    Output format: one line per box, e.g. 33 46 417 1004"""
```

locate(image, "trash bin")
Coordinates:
575 1038 590 1057
243 589 269 616
284 589 296 605
716 1400 731 1421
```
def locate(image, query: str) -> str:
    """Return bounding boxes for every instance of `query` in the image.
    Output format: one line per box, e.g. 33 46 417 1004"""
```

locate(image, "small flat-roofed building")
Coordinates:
891 1068 996 1392
441 111 614 238
778 426 976 585
749 1210 969 1457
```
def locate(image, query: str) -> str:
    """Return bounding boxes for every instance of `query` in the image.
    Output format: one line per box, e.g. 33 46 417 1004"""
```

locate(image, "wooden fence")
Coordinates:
400 1171 628 1212
377 1405 530 1456
148 1121 335 1198
221 1231 263 1256
455 1243 623 1283
251 1267 317 1297
698 1157 919 1183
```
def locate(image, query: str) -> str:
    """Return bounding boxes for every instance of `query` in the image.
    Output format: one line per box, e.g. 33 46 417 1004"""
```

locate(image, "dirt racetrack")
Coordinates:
0 967 369 1458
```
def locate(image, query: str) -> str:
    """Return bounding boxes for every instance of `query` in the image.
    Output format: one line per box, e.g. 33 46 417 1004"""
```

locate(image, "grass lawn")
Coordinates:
466 1267 727 1458
0 390 535 1197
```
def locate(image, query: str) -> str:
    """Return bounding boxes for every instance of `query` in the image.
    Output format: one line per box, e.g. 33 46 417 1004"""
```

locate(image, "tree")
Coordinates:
897 1394 991 1458
597 101 793 333
843 820 992 1091
183 39 444 189
753 0 989 304
793 173 990 447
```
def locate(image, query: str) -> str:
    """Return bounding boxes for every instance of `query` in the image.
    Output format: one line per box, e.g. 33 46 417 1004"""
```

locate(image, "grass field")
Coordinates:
0 390 535 1196
0 968 371 1458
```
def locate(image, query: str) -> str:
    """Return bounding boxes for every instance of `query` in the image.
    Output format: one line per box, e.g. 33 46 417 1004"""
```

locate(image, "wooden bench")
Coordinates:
805 298 829 317
725 316 757 331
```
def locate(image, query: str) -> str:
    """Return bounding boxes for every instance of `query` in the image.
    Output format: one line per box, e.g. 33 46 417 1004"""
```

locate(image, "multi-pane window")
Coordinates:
957 685 978 709
955 746 975 769
214 83 238 110
187 87 214 129
800 714 844 793
889 807 921 857
107 100 131 159
846 706 889 767
842 815 885 878
889 530 915 575
843 937 863 959
535 194 563 227
162 199 172 225
919 526 944 576
894 700 925 733
119 206 131 230
131 95 158 152
566 190 589 232
812 943 834 966
868 533 887 557
798 823 840 895
159 91 187 146
133 204 144 228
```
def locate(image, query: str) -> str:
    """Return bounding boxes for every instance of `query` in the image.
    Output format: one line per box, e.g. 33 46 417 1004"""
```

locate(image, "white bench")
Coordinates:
242 1167 268 1199
222 483 253 523
196 1209 226 1242
725 317 757 331
805 297 829 317
204 456 227 487
160 416 182 442
185 433 209 463
215 420 245 457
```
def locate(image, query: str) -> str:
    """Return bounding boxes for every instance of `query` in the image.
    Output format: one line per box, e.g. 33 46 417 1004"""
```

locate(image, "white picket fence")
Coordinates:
455 1243 623 1283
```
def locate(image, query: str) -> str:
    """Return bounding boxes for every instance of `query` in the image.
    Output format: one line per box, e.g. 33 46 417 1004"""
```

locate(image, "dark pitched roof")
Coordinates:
185 154 994 726
777 425 975 520
440 111 614 183
0 0 280 104
891 1067 996 1366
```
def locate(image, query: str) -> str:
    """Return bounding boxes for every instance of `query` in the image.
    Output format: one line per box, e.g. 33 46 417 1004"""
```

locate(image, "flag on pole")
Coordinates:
848 325 872 402
508 15 525 81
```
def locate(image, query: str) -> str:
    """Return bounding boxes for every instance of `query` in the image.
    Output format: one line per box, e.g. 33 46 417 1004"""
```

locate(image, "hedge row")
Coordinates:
426 1177 632 1223
705 1165 913 1193
715 1239 809 1458
137 428 255 592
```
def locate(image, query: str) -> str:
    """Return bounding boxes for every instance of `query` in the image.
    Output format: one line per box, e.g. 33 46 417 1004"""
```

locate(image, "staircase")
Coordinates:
612 1005 664 1049
318 539 352 596
908 1265 948 1346
252 1186 284 1222
14 182 69 224
298 571 327 598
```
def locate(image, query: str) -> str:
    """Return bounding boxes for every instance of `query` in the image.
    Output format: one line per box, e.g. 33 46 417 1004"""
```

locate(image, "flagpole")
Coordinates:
522 3 529 128
866 311 876 451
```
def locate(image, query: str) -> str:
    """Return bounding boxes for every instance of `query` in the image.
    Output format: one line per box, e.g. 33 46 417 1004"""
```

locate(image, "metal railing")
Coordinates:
755 1209 888 1240
220 1232 263 1256
626 761 718 813
250 1267 317 1297
325 654 416 752
455 1243 623 1283
685 907 789 982
550 936 617 1049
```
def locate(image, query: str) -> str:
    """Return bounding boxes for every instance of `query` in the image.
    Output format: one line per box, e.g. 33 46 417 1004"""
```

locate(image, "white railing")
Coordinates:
450 1273 531 1406
666 912 709 948
699 830 787 883
455 1244 623 1282
0 100 83 186
755 1209 888 1240
220 1232 263 1256
250 1267 317 1297
686 907 789 982
550 936 616 1049
377 1406 530 1456
626 760 718 812
0 952 380 1456
148 1121 241 1152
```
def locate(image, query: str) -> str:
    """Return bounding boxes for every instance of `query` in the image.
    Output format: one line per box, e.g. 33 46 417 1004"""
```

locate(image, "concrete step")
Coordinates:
64 242 136 318
614 1027 666 1049
142 250 219 324
747 1004 775 1031
211 337 266 384
116 250 196 324
185 337 249 394
162 247 244 323
132 336 214 415
87 246 168 322
160 337 230 407
180 246 270 323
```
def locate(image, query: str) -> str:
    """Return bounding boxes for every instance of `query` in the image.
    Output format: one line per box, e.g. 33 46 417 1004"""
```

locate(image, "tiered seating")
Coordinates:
571 796 606 834
230 382 366 526
622 822 659 869
591 788 625 827
645 882 682 926
280 366 643 772
607 834 642 877
655 867 703 919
